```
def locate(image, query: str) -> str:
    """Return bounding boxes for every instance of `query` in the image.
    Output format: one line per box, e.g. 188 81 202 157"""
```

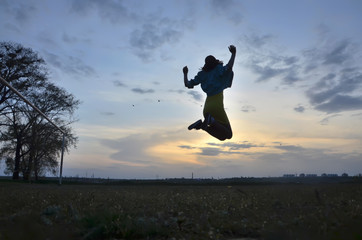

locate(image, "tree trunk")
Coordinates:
24 125 36 181
12 136 21 180
24 151 33 181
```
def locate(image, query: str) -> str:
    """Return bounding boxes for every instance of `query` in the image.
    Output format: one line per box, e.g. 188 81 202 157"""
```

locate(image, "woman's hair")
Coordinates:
202 55 223 72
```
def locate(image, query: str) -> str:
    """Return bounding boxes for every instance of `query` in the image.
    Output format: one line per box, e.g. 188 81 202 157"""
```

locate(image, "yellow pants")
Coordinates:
203 91 230 125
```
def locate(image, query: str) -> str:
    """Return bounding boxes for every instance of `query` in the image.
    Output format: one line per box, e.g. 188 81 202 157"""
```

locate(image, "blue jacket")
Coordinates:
186 64 234 96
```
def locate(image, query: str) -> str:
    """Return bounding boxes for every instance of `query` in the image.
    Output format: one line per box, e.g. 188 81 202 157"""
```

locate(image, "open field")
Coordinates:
0 179 362 240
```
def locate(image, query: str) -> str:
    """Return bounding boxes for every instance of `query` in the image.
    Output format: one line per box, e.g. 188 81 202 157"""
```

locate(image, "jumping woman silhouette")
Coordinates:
183 45 236 141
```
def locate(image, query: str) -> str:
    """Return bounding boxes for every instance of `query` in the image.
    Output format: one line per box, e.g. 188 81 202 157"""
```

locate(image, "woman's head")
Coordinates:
202 55 223 72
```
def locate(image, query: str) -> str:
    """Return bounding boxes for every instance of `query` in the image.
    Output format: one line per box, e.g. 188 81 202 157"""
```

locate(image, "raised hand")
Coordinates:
228 45 236 54
183 66 188 74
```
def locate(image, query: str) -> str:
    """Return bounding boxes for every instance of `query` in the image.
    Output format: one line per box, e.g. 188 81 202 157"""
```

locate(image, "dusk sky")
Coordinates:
1 0 362 179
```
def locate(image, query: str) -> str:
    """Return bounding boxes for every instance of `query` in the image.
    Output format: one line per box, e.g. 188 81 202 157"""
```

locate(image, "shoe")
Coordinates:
202 113 215 129
188 119 203 130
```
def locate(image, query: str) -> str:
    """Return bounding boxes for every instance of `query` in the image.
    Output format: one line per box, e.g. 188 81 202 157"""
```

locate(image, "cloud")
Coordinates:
187 91 203 102
294 105 305 113
319 114 341 125
130 18 183 61
99 130 197 168
210 0 243 25
178 141 362 176
241 34 301 85
304 40 362 101
131 88 155 94
199 147 223 156
70 0 133 24
314 73 336 89
113 80 127 88
304 25 354 63
3 23 21 33
315 95 362 114
70 0 190 62
249 56 301 85
241 105 256 113
178 145 196 150
242 33 274 49
254 147 362 176
179 141 260 157
62 32 91 45
169 89 185 94
130 21 181 50
303 39 358 73
274 144 305 152
323 40 353 65
351 112 362 118
43 50 96 78
241 31 362 114
207 142 258 150
0 0 9 9
66 55 96 77
98 132 362 177
306 68 362 113
152 81 160 85
250 63 285 82
43 51 63 68
62 33 78 44
100 134 155 166
184 141 362 176
0 0 36 23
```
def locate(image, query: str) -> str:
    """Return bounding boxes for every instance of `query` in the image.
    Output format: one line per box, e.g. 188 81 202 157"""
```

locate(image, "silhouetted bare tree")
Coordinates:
0 42 80 180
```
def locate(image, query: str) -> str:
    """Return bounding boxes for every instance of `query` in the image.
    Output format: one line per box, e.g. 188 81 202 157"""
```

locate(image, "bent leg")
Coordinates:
202 92 232 140
203 92 230 126
204 121 232 141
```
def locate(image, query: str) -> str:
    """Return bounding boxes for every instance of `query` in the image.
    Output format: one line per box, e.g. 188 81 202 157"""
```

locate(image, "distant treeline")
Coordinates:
283 173 355 177
1 175 361 186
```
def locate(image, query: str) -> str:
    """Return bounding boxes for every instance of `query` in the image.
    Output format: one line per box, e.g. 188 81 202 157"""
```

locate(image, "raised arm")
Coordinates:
183 66 193 89
226 45 236 71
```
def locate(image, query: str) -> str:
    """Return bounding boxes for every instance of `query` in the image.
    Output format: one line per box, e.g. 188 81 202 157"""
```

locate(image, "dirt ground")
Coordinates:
0 181 362 239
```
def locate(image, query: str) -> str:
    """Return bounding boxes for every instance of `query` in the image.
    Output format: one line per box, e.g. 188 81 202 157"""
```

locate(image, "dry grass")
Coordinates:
0 181 362 239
